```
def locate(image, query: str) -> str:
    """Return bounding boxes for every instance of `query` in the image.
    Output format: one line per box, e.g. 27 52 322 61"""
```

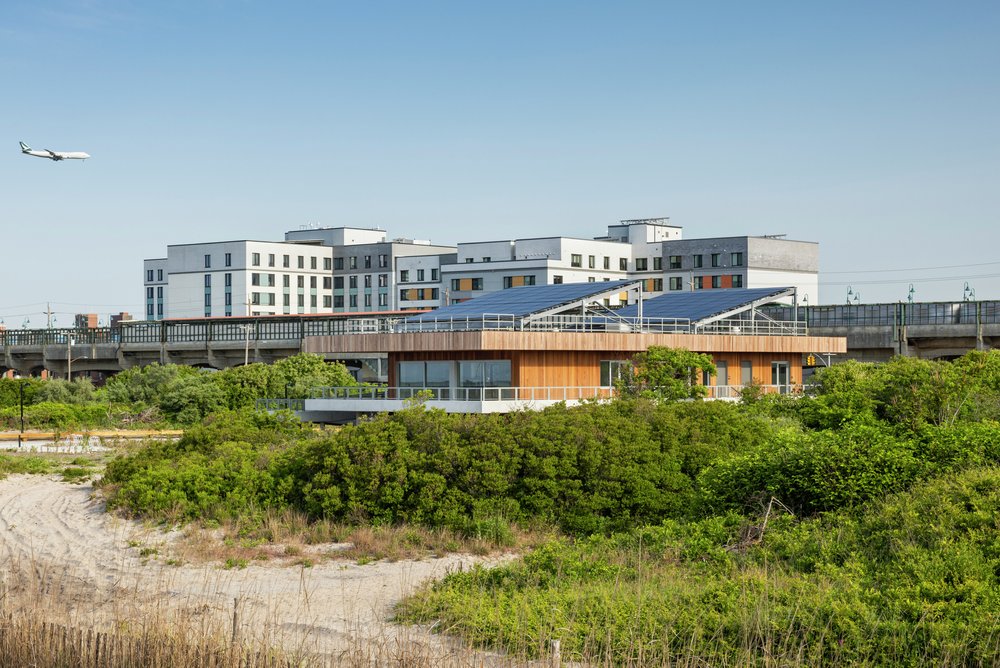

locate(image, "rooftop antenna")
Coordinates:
907 283 915 304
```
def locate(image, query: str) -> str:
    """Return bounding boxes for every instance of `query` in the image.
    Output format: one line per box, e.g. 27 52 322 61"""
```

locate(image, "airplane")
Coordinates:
19 141 90 161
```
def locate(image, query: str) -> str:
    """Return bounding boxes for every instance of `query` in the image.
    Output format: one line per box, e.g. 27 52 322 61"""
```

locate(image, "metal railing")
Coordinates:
308 385 617 402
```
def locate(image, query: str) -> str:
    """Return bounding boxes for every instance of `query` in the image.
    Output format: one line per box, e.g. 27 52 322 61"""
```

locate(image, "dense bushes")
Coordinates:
103 399 777 534
398 468 1000 665
0 353 355 429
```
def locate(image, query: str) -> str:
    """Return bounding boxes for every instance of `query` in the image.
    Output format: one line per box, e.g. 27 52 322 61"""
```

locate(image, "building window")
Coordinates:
636 258 649 271
204 254 211 268
146 287 154 299
157 286 163 298
669 276 683 291
310 257 317 270
283 293 290 308
334 257 343 270
417 269 425 282
571 254 582 268
364 294 371 307
268 254 275 267
147 303 154 317
298 276 305 289
204 274 211 288
379 293 388 307
349 256 357 269
400 270 409 283
283 274 290 288
334 276 344 289
731 252 744 267
732 274 744 288
298 256 305 269
323 295 332 308
650 278 663 291
334 295 344 308
600 360 631 387
225 293 232 306
157 269 163 281
471 278 483 290
349 275 357 289
146 269 153 282
450 278 460 290
323 276 331 289
364 275 372 288
310 276 317 289
694 276 704 289
379 254 388 268
431 268 439 281
693 254 703 268
378 273 388 287
653 256 663 271
225 272 232 287
298 294 305 307
310 294 317 308
668 256 681 270
465 258 474 263
712 275 722 288
619 258 628 271
588 277 596 283
364 255 371 269
251 253 259 266
553 275 563 284
711 253 721 267
251 273 261 286
588 255 596 269
225 253 232 267
741 360 753 385
349 294 357 308
603 257 610 270
323 257 331 270
283 254 290 268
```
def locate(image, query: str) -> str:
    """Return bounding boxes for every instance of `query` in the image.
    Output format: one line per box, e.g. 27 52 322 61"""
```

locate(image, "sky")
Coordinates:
2 1 998 326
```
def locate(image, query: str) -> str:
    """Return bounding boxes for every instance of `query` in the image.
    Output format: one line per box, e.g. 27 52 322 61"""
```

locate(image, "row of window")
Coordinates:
667 275 745 290
568 255 663 271
667 252 744 270
145 268 165 283
336 254 390 271
399 268 439 283
399 288 440 301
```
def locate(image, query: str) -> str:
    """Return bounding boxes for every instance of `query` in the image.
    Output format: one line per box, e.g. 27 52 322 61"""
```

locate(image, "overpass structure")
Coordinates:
2 300 999 379
761 300 1000 362
0 314 408 379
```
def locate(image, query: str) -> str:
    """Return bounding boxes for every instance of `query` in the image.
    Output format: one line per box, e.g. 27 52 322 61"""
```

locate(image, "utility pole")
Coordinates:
67 337 74 380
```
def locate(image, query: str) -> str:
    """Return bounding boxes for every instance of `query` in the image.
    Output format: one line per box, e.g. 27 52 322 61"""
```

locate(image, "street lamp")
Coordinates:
67 337 75 381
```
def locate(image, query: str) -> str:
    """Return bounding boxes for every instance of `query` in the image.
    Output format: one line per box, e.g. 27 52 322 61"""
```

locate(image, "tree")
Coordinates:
617 346 716 401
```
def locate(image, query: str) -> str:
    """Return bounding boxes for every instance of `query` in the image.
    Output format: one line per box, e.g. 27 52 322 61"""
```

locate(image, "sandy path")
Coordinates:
0 474 501 662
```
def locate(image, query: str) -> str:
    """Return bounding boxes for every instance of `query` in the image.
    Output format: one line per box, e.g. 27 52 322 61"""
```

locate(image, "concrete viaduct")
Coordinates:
2 301 998 380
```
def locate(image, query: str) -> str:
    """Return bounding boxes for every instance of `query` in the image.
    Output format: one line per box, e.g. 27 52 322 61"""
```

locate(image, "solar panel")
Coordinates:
405 280 636 321
616 287 792 323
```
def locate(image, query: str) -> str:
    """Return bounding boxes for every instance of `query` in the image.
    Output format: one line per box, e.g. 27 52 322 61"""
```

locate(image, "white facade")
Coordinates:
142 220 820 320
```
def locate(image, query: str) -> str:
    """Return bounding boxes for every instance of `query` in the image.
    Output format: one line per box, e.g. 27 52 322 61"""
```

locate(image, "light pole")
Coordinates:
67 337 75 381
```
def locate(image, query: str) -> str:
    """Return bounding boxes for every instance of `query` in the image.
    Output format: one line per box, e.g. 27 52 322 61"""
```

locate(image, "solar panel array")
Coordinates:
616 287 792 323
405 280 637 321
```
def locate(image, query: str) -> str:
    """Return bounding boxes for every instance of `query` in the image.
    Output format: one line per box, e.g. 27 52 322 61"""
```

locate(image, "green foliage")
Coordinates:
0 455 51 477
400 468 1000 666
616 345 717 401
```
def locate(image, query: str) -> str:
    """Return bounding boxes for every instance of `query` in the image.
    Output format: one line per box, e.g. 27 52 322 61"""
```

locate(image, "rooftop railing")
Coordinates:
395 313 806 336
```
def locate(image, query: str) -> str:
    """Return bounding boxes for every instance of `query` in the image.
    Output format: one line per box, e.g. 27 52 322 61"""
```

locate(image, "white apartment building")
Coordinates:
145 240 335 319
143 220 819 320
440 219 680 304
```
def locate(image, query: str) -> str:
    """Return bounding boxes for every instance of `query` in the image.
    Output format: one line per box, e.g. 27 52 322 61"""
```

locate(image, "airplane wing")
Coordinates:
43 149 63 160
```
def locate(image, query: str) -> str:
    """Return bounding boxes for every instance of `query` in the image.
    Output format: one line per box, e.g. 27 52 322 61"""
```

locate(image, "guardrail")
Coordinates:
307 385 617 402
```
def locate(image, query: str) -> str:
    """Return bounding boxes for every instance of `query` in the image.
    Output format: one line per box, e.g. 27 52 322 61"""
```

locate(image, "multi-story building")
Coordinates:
661 235 818 304
283 227 457 313
145 239 335 319
143 220 818 320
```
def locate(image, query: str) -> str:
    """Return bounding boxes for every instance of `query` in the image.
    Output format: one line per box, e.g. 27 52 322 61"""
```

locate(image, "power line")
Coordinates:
823 260 1000 275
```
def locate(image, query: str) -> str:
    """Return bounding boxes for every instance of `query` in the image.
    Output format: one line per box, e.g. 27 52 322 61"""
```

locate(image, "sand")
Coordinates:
0 474 508 663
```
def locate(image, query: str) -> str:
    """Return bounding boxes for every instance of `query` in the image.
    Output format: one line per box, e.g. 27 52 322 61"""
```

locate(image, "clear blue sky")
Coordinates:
2 1 998 326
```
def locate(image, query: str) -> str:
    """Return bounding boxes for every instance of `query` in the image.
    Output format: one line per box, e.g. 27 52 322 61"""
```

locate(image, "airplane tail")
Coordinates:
19 141 30 152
